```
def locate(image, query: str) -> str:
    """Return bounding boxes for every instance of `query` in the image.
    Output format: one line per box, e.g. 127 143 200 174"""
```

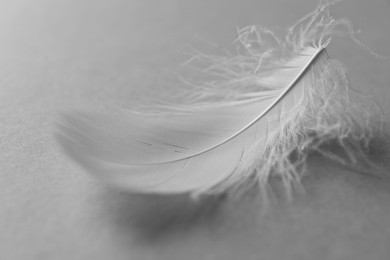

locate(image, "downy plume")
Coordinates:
56 1 378 198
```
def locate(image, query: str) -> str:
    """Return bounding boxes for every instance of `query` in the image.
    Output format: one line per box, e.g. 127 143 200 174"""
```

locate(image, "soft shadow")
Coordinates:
308 127 390 178
96 189 228 243
300 131 390 200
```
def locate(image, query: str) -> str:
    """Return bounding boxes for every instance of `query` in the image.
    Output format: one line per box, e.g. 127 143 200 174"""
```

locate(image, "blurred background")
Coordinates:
1 0 390 259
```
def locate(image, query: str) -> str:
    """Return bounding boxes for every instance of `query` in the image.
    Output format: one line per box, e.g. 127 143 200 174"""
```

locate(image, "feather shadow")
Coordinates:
97 190 226 242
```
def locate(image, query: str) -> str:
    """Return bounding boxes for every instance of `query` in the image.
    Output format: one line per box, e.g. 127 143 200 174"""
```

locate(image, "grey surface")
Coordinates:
1 0 390 259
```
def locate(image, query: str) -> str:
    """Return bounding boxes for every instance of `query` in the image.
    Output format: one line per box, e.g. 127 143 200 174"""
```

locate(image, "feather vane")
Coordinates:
56 1 375 197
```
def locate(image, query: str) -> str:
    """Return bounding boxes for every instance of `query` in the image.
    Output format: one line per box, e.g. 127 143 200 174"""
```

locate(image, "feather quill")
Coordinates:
56 1 375 197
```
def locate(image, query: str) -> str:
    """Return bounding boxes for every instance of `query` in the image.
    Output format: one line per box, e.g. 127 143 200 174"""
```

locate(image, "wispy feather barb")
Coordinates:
56 1 376 198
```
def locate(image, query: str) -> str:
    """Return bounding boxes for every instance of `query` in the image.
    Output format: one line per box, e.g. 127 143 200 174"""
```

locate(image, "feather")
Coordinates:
55 1 375 197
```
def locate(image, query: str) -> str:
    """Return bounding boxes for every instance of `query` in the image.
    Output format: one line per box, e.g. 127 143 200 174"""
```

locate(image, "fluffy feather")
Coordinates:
56 1 375 198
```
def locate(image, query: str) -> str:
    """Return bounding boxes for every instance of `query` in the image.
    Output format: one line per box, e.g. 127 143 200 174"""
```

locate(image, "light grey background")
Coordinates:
1 0 390 259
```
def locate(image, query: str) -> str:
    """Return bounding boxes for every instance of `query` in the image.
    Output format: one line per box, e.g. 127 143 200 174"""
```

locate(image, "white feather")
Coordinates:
55 1 375 197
